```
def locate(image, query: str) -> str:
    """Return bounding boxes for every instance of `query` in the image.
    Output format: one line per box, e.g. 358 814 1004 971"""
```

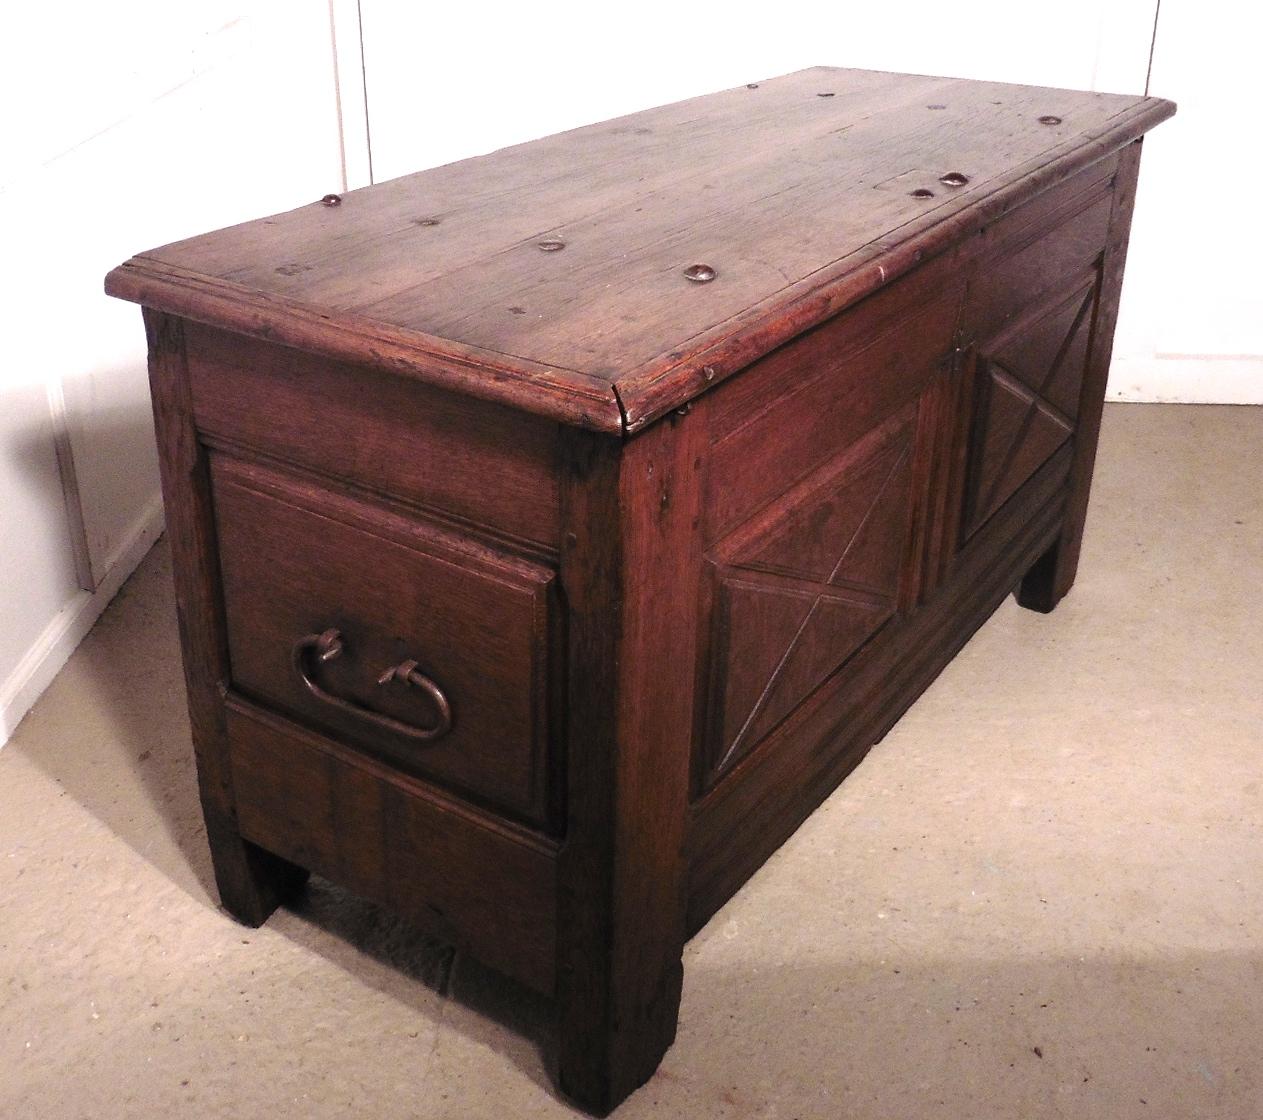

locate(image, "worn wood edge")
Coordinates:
142 308 310 924
106 96 1172 439
554 418 702 1112
212 451 557 590
616 96 1176 433
223 692 560 856
201 430 560 565
106 259 626 434
555 430 627 1109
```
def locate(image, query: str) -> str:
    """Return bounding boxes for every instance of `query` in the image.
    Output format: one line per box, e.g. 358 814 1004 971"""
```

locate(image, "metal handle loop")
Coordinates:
292 628 452 743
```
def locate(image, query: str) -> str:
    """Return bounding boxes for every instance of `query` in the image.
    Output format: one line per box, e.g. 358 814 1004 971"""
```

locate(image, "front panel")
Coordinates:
687 154 1124 926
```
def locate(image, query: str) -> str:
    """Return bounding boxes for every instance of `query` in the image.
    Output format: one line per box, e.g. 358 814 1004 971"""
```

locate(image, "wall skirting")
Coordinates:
1108 357 1263 405
0 492 165 747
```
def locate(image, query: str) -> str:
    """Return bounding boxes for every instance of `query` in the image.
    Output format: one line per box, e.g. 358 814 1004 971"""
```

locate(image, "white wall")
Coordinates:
0 1 349 743
359 0 1161 182
1109 0 1263 403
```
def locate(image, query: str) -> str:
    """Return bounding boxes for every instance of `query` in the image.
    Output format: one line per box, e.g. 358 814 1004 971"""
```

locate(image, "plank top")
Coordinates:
107 67 1174 433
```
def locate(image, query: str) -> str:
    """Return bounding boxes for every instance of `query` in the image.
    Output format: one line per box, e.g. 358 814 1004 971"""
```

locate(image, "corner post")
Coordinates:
556 407 705 1114
143 308 306 923
1019 139 1145 612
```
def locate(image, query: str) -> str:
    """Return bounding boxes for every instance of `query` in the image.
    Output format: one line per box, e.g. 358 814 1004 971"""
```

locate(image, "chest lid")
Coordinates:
106 67 1173 434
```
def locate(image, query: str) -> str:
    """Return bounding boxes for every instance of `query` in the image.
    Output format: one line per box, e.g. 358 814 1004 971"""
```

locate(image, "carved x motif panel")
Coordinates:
965 281 1096 536
705 422 915 784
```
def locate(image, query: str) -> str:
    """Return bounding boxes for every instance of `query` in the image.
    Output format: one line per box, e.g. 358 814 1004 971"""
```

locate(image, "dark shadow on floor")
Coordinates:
271 876 558 1095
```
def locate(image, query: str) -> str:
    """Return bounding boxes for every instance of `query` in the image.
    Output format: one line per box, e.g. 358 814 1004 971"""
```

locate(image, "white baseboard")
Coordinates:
1108 357 1263 404
0 491 165 747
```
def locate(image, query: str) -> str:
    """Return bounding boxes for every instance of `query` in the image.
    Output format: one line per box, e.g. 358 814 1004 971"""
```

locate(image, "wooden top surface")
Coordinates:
107 67 1174 433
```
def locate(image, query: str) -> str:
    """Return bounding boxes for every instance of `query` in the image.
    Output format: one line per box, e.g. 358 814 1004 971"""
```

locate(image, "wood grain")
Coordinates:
704 258 963 542
685 140 1143 930
107 70 1174 432
226 698 558 993
185 322 562 550
556 413 705 1114
1019 139 1146 611
701 406 918 787
211 454 559 828
142 309 306 924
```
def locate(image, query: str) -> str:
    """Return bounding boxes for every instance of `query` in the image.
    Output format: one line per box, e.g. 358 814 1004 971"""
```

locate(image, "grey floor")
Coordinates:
2 403 1261 1119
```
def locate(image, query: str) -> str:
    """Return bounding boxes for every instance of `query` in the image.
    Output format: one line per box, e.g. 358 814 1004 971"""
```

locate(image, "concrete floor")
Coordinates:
2 402 1261 1119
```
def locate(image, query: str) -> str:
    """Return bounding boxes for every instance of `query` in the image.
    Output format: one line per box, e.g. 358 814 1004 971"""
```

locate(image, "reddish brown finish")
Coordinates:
964 280 1090 534
109 71 1171 1116
556 417 704 1112
211 454 558 827
1019 139 1146 612
702 407 918 788
705 261 963 541
142 309 308 925
185 322 560 551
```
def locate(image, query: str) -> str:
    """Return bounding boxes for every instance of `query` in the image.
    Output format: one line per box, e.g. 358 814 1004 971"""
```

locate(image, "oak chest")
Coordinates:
107 67 1173 1114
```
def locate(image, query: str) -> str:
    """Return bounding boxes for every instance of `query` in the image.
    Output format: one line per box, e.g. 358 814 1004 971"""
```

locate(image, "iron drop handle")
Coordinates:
292 628 452 742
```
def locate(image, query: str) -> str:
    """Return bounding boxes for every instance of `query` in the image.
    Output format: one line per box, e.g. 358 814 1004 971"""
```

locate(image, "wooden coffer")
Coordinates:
107 68 1173 1115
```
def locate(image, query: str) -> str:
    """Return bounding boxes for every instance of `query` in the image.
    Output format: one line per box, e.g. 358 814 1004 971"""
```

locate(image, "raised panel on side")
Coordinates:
211 454 558 829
